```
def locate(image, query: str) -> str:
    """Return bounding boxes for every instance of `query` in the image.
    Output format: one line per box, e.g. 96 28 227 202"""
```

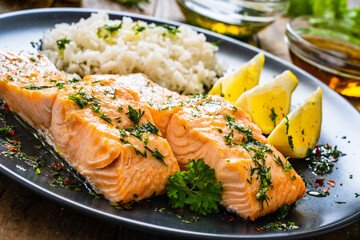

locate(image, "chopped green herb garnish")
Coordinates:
56 37 71 51
23 85 53 90
285 116 290 134
224 129 236 147
220 83 225 97
290 175 297 181
257 204 298 231
261 221 298 231
232 106 238 113
68 87 94 109
224 114 258 145
97 23 123 39
269 107 278 128
135 24 146 34
211 40 223 46
126 105 144 125
110 201 124 210
305 144 344 174
126 121 160 138
222 113 274 209
88 191 102 199
120 137 146 157
55 82 65 89
288 135 294 150
91 103 113 125
158 24 180 35
67 88 113 125
0 125 14 138
105 23 123 33
146 147 166 166
66 78 81 84
274 156 293 173
248 146 272 210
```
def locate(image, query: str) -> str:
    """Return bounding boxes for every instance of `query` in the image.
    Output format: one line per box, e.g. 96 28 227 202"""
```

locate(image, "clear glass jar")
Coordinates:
285 16 360 110
176 0 289 40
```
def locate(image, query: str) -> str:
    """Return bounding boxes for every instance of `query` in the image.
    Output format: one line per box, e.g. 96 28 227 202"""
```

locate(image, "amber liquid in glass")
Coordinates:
290 36 360 110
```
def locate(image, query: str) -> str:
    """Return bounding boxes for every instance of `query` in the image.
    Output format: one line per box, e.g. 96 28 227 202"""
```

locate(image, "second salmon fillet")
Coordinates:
85 74 306 220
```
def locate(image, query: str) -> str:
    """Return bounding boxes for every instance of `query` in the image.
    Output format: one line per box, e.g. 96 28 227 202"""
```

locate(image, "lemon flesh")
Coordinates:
209 53 264 103
268 87 323 158
235 70 298 134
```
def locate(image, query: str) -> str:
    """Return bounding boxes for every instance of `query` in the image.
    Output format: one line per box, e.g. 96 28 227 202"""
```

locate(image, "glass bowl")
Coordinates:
285 16 360 110
176 0 289 40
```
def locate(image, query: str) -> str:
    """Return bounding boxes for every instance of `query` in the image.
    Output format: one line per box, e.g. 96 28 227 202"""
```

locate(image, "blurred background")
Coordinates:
1 0 359 110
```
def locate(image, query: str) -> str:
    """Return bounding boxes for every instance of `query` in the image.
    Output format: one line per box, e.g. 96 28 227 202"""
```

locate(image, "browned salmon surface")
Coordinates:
86 74 306 220
0 53 180 203
0 51 75 132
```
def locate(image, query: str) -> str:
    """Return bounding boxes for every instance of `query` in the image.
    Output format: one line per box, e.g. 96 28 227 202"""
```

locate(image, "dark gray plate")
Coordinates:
0 8 359 240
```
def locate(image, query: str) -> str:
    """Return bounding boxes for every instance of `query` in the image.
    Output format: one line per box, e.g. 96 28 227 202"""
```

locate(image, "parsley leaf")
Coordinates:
165 158 222 215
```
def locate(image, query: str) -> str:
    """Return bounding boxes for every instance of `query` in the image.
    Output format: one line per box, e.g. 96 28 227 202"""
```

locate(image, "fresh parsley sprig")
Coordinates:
165 158 222 215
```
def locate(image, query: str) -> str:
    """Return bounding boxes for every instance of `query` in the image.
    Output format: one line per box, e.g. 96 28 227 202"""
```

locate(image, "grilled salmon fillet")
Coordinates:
0 52 180 203
51 80 180 202
85 74 306 220
0 51 76 133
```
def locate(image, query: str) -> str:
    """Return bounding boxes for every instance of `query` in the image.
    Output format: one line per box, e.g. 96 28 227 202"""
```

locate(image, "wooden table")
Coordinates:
0 0 359 239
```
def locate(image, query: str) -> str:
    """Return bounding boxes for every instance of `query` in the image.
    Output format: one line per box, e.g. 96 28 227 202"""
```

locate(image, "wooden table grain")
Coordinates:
0 0 359 239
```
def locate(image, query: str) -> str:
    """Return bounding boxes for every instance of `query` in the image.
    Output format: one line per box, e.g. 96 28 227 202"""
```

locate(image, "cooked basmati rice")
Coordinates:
41 12 225 94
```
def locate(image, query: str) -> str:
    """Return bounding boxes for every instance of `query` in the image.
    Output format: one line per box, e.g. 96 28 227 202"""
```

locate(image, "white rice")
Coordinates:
41 12 225 94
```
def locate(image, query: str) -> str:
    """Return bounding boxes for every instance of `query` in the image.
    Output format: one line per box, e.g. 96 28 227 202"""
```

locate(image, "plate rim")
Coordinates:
0 7 359 240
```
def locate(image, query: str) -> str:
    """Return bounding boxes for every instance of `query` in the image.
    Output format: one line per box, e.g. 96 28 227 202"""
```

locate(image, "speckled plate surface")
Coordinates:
0 8 359 240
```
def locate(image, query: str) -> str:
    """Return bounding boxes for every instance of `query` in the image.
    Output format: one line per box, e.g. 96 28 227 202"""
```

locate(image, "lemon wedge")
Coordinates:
234 70 298 134
268 87 323 158
209 53 264 103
